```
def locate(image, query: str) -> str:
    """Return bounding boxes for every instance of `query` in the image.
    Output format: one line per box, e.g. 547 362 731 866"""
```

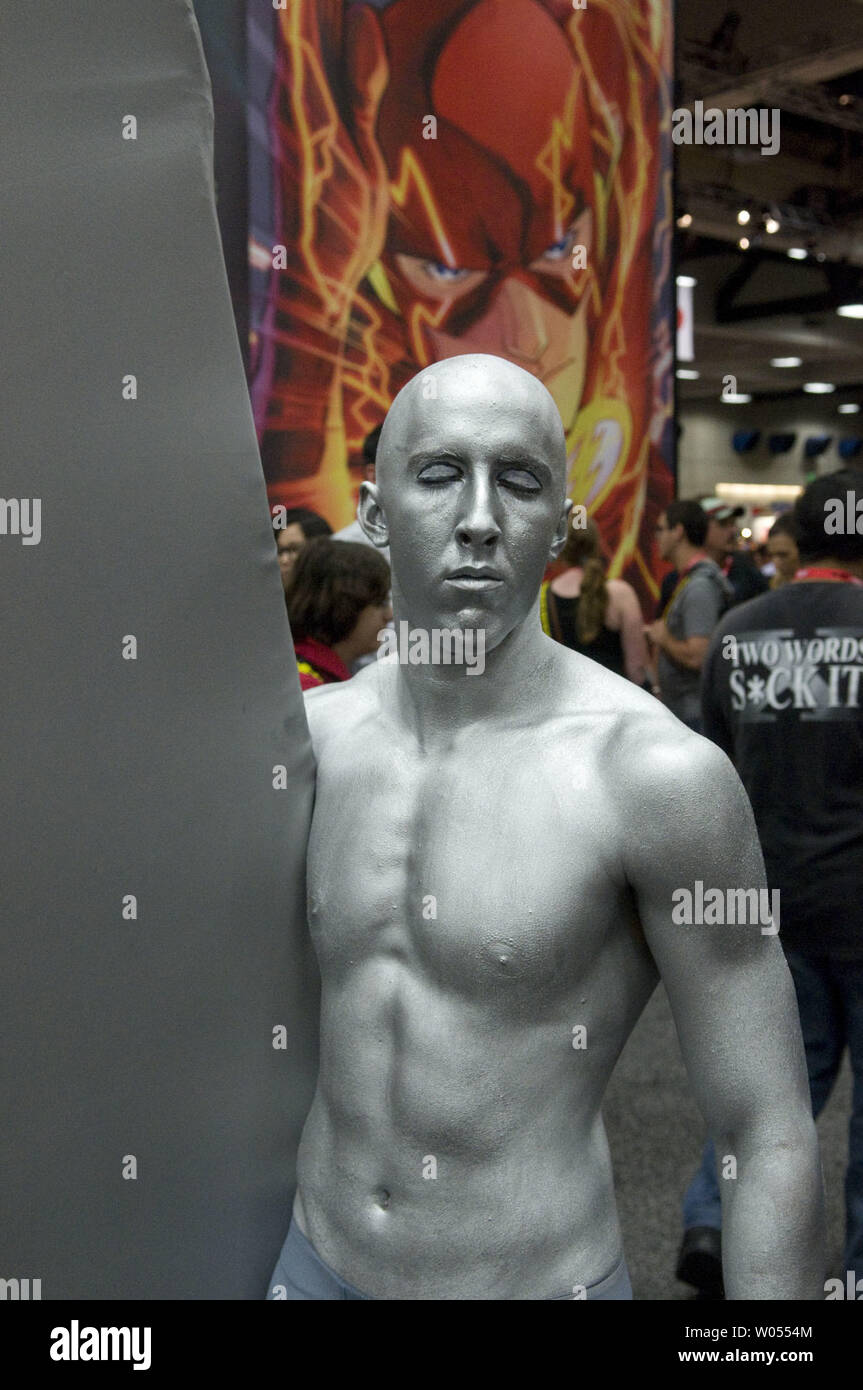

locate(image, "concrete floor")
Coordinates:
603 984 852 1300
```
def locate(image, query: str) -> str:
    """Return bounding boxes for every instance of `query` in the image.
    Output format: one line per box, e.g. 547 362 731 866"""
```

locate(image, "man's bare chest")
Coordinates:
307 725 630 1007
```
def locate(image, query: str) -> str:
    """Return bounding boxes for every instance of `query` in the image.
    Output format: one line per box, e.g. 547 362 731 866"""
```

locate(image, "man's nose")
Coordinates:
455 480 501 549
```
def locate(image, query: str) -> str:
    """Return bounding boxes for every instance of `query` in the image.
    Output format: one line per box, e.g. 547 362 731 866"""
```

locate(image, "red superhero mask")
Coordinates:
370 0 609 364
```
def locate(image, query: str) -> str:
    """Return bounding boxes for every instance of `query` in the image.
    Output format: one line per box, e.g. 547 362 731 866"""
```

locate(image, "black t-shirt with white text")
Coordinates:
701 582 863 956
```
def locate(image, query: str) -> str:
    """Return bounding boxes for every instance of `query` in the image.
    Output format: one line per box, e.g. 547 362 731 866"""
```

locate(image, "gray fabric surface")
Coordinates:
1 0 317 1297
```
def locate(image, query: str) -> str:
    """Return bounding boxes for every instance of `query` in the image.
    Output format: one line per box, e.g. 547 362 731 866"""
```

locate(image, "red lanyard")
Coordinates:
794 567 863 586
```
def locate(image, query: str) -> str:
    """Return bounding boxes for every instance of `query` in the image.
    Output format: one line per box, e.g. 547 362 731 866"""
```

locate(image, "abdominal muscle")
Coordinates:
293 961 626 1300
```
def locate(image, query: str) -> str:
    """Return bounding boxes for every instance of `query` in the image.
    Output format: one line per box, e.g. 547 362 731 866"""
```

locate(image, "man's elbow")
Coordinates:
683 642 709 671
729 1114 823 1198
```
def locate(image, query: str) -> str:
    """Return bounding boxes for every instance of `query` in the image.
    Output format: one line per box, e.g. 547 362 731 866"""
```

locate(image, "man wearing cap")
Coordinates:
702 497 769 607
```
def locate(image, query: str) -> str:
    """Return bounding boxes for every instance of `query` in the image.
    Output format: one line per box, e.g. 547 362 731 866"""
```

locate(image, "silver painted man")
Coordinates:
271 353 824 1300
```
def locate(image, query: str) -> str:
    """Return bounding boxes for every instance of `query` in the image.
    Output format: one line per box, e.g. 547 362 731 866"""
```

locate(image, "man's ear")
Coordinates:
358 481 390 548
548 498 572 562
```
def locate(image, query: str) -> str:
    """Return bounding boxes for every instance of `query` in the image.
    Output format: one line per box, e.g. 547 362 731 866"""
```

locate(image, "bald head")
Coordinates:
358 352 572 649
377 354 568 497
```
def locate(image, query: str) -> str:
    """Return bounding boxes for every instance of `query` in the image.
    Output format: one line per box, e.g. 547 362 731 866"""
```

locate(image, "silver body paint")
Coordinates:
292 355 825 1299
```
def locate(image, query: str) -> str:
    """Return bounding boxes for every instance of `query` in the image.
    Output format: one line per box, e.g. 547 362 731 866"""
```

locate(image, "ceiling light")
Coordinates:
738 236 750 250
676 274 697 288
838 403 860 414
717 483 802 502
787 247 808 260
803 382 835 394
676 212 693 229
816 252 827 263
722 392 752 404
837 303 863 319
711 480 800 503
741 528 752 540
770 356 802 368
839 94 853 107
676 368 700 380
765 217 780 235
737 209 751 225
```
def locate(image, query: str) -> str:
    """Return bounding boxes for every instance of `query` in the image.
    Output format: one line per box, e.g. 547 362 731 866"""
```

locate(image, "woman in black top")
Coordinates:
541 515 648 683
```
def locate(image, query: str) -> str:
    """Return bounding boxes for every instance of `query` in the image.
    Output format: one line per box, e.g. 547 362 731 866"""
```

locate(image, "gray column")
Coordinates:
0 0 317 1298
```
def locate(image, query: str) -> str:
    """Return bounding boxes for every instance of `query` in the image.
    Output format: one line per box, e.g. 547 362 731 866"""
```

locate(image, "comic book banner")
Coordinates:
249 0 674 605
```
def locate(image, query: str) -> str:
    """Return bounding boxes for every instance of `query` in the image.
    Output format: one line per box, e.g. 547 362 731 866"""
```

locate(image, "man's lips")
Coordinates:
444 567 504 591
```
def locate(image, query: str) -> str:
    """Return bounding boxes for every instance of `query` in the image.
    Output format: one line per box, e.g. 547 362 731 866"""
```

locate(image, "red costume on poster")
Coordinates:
251 0 673 605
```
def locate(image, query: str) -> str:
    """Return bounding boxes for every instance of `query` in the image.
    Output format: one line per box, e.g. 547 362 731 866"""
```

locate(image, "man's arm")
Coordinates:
645 622 709 671
620 722 825 1298
646 577 722 672
610 579 649 684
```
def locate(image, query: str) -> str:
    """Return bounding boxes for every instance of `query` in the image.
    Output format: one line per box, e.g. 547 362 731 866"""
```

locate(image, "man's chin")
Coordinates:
437 596 510 630
397 606 507 642
445 606 529 651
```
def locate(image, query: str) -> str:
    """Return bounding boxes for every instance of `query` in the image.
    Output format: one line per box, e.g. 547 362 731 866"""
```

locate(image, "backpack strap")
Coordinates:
661 562 711 622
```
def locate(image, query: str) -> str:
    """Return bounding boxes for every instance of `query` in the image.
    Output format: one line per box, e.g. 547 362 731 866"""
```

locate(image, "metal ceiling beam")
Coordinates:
714 252 862 323
716 290 849 323
714 251 761 324
680 42 863 109
768 83 863 133
678 380 863 404
676 185 863 266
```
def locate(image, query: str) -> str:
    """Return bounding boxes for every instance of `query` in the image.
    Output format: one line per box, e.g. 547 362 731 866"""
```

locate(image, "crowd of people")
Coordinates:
274 438 862 1299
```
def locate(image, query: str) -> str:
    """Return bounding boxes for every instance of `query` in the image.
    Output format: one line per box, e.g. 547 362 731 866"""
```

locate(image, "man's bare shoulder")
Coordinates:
548 647 753 890
301 660 389 755
551 645 737 810
550 643 664 725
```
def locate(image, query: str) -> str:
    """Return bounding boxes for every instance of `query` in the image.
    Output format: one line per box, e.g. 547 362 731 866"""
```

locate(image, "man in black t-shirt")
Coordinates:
676 469 863 1297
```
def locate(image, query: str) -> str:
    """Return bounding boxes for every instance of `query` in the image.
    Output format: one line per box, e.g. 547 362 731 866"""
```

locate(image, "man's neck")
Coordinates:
388 598 558 746
671 540 706 573
798 556 863 580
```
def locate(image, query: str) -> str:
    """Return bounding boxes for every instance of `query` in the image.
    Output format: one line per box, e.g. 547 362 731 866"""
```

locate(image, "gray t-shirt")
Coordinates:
659 560 729 724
